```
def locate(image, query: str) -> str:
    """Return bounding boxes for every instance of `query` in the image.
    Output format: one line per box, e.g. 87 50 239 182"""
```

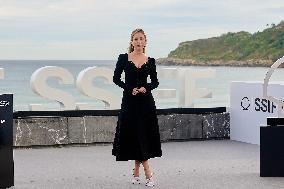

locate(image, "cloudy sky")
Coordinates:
0 0 283 60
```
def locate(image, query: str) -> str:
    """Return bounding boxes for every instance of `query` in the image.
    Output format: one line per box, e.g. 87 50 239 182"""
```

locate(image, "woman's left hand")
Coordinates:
138 87 146 93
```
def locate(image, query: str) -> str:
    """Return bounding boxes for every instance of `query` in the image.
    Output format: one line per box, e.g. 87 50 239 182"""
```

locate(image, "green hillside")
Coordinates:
168 21 284 64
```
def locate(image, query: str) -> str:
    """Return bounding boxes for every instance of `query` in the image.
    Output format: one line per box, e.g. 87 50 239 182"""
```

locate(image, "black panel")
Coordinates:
260 125 284 177
0 94 14 188
267 117 284 126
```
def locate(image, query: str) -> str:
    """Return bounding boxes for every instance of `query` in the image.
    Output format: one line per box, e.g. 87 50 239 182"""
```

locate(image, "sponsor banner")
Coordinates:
230 81 284 144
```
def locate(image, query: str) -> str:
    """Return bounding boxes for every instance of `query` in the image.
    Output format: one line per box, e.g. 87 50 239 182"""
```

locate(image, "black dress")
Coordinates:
112 53 162 161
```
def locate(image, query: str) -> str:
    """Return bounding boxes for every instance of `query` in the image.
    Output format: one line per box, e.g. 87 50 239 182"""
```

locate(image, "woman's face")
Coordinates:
131 32 146 51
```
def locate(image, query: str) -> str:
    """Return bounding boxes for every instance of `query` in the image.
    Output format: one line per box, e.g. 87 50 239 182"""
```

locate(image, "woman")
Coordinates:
112 28 162 187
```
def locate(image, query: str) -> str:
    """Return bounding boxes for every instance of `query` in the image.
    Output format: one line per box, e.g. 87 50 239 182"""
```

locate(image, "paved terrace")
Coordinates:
8 140 284 189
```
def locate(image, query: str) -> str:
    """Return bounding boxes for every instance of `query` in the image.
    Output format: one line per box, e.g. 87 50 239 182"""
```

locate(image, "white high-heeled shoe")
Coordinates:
132 168 141 185
132 175 141 185
145 173 154 187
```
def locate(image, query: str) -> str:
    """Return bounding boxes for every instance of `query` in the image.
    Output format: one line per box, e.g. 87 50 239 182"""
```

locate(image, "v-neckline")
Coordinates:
127 53 149 69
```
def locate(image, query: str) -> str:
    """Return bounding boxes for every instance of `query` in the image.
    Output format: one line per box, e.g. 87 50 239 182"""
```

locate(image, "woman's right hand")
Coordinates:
132 87 139 95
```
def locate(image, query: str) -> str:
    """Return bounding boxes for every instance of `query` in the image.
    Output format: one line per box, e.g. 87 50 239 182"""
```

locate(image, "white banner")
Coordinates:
230 81 284 144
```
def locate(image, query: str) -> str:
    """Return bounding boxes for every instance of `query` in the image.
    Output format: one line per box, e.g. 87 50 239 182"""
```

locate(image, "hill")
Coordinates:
157 21 284 67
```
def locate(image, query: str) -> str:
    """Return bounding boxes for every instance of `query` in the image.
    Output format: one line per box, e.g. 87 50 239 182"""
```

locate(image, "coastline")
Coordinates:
156 57 275 67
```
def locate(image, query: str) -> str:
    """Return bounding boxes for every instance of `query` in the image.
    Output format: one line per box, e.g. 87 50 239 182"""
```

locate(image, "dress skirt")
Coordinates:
112 91 162 161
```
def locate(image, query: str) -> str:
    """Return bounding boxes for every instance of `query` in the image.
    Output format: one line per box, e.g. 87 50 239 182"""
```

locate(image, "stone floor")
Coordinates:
8 140 284 189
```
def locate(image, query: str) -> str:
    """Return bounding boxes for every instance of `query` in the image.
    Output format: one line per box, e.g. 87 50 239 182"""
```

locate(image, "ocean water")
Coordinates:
0 60 283 111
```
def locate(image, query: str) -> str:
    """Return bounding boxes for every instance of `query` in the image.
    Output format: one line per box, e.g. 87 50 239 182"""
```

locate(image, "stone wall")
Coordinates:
13 111 230 147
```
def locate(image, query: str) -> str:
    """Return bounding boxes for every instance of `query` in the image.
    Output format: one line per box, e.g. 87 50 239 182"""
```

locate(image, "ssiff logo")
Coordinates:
241 96 277 113
241 97 250 110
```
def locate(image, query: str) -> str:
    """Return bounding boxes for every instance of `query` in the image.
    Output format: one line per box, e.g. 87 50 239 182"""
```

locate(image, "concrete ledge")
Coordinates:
67 116 117 144
202 113 230 139
14 117 68 146
13 109 230 147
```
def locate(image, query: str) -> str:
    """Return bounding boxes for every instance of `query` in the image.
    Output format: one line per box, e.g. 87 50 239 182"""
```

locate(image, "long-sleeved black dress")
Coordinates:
112 53 162 161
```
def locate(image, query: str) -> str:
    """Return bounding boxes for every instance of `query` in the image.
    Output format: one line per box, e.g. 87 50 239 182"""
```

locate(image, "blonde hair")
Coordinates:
128 28 147 53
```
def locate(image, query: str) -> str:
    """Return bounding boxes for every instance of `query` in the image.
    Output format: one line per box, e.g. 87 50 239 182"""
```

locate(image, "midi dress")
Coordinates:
112 53 162 161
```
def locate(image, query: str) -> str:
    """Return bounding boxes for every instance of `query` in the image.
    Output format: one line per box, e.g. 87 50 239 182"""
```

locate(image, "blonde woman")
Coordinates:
112 28 162 187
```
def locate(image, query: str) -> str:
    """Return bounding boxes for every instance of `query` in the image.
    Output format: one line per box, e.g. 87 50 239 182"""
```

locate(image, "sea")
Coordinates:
0 60 283 111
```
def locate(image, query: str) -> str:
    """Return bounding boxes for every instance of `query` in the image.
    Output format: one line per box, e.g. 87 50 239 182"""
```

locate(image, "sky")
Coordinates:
0 0 283 60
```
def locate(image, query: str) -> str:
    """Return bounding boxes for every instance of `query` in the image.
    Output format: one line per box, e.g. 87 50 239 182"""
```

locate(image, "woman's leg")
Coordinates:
141 160 152 179
133 160 141 177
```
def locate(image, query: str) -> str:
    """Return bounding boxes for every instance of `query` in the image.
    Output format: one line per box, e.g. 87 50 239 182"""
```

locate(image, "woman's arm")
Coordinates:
113 54 127 90
145 58 159 91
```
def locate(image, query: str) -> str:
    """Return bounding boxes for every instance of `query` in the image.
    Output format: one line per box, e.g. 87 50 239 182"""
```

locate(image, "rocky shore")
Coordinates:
156 57 275 67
